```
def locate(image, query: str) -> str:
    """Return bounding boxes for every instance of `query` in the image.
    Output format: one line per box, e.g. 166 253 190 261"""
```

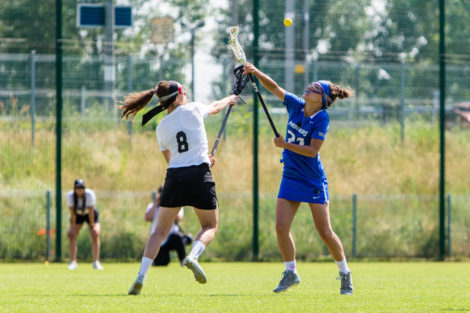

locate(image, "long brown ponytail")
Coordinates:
118 81 176 120
329 83 352 104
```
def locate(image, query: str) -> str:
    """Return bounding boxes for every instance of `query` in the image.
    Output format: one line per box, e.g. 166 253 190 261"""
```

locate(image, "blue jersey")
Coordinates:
281 92 329 183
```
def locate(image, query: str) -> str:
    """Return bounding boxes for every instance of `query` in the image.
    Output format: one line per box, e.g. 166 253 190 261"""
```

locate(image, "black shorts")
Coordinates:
160 163 217 210
75 209 99 225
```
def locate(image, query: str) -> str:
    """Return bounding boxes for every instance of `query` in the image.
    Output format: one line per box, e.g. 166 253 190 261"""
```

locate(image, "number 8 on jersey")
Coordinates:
176 131 189 153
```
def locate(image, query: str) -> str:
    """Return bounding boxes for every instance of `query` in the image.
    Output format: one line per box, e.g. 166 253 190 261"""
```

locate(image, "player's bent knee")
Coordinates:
151 229 169 242
318 228 334 241
275 223 290 235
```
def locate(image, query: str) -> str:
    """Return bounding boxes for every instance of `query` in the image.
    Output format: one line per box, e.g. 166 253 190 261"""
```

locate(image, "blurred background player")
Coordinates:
145 186 192 266
119 80 237 295
66 178 103 270
243 63 353 295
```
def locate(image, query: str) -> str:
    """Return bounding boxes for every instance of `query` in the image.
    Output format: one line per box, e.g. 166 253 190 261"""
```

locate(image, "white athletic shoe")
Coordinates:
93 261 104 270
128 274 145 295
183 256 207 284
68 261 78 270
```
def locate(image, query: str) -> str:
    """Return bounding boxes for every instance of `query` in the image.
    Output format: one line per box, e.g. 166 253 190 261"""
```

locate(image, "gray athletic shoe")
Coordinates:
128 274 145 295
183 256 207 284
338 271 353 295
273 270 301 293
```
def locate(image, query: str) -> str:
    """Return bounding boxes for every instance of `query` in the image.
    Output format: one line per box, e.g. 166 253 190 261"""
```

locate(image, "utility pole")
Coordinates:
184 21 204 101
104 0 114 116
302 0 309 86
438 0 446 260
285 0 295 92
253 0 259 261
232 0 239 26
55 0 63 262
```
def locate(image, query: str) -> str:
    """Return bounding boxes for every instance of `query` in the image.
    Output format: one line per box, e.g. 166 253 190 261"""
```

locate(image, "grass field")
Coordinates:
1 262 469 312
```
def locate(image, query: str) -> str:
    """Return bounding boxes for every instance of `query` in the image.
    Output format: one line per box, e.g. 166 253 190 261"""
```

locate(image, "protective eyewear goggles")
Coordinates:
305 82 324 95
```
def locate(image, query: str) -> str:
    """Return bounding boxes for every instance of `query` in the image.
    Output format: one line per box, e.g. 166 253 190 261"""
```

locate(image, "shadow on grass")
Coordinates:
66 294 129 297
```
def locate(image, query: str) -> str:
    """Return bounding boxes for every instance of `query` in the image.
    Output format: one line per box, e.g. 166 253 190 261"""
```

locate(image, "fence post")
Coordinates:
352 193 357 257
400 60 405 142
222 57 227 141
80 86 86 119
447 194 451 257
30 50 36 145
128 55 133 92
354 63 360 121
128 121 133 150
128 55 133 150
313 54 318 82
46 189 51 261
158 53 164 84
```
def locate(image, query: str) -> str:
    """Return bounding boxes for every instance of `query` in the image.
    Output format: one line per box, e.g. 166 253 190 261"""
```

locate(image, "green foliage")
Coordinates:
77 231 145 261
2 120 470 260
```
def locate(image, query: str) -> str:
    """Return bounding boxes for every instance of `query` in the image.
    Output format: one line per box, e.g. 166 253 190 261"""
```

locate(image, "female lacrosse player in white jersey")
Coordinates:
66 178 103 271
119 80 237 295
244 63 354 295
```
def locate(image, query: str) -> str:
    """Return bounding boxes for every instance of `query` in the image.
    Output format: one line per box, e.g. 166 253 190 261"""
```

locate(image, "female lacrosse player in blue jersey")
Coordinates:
244 63 354 295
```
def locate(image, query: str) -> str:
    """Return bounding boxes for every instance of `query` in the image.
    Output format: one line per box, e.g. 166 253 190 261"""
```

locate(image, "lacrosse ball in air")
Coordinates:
284 18 293 27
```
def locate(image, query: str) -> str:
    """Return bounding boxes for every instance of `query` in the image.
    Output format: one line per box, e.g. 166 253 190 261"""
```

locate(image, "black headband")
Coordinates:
142 81 179 126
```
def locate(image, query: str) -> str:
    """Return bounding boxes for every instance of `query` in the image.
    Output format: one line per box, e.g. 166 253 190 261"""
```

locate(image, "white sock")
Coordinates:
138 257 153 277
189 240 206 260
284 260 297 273
335 258 350 273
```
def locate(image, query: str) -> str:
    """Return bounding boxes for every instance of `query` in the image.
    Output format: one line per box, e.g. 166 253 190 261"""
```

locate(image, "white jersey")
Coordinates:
146 203 184 245
156 102 210 168
66 189 96 216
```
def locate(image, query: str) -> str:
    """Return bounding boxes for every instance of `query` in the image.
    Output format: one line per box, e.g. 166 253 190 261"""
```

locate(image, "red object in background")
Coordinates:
37 228 56 237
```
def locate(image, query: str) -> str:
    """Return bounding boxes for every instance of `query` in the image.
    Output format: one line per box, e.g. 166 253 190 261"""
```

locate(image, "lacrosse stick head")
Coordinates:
232 65 249 95
228 26 247 64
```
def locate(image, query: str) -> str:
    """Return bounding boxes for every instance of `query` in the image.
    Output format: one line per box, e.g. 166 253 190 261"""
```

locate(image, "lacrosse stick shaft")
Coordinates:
247 74 280 137
210 105 233 156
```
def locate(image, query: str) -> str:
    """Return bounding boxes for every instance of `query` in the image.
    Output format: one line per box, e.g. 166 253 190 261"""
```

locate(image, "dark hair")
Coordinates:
73 178 85 212
118 81 179 120
328 82 352 105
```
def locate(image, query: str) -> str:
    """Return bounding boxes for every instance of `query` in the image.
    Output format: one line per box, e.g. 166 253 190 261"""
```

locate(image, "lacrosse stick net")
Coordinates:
227 26 279 136
228 26 247 64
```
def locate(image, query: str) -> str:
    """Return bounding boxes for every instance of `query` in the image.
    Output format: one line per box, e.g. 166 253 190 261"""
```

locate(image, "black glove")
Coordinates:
232 64 249 96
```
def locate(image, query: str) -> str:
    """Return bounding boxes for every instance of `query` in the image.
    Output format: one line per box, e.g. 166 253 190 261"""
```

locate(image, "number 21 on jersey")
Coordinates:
287 130 305 145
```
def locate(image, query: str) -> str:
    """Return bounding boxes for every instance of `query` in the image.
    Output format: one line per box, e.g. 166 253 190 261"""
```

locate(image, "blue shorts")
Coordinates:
278 175 329 204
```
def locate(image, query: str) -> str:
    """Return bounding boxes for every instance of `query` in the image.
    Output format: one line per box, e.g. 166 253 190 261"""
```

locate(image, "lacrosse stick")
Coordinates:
228 26 280 137
210 64 250 156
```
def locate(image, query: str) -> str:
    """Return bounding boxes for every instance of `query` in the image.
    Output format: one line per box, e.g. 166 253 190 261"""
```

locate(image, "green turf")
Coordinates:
1 262 469 312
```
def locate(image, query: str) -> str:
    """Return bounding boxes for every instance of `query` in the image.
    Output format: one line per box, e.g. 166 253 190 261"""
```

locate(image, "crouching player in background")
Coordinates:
145 186 192 266
67 178 103 271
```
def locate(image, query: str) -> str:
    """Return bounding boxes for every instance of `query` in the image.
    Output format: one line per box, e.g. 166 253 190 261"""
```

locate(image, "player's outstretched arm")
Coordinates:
207 95 238 115
243 63 286 101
